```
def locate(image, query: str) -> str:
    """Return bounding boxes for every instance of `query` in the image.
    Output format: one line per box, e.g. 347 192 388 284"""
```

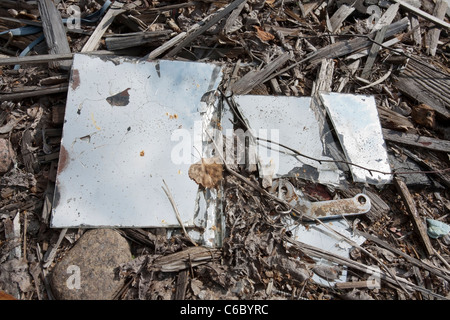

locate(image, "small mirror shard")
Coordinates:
319 92 392 185
51 54 223 228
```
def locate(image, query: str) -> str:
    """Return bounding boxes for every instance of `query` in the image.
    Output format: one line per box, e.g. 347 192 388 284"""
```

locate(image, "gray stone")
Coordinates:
50 229 131 300
0 139 14 173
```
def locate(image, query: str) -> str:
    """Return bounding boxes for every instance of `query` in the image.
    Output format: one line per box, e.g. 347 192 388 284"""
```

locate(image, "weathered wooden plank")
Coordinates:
360 25 388 79
174 270 189 300
223 0 246 34
409 14 422 48
0 51 126 66
144 31 187 60
391 0 450 29
329 4 355 33
383 128 450 153
37 0 72 70
81 1 125 52
373 3 400 31
105 30 172 51
426 0 448 56
336 280 379 290
230 52 291 95
312 58 335 94
377 106 415 132
152 246 221 273
394 59 450 119
399 146 450 188
309 17 409 64
394 177 434 257
0 84 68 101
165 0 247 58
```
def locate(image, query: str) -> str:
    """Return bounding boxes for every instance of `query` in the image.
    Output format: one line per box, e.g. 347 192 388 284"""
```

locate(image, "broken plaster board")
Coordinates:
319 92 392 185
232 95 343 186
51 54 223 228
288 218 366 286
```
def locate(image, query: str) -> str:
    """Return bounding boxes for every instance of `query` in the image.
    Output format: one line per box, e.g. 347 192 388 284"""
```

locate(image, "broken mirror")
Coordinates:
51 54 223 235
229 95 345 187
319 92 392 185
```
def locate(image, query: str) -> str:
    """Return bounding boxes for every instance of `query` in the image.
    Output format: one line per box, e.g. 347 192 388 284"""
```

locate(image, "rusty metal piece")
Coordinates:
270 179 371 220
301 193 371 219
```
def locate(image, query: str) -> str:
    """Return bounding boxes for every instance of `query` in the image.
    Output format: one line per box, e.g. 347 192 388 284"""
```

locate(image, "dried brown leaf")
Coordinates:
188 157 223 189
254 26 274 41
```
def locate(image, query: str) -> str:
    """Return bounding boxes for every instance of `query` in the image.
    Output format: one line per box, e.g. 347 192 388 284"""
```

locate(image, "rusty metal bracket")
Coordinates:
269 179 371 220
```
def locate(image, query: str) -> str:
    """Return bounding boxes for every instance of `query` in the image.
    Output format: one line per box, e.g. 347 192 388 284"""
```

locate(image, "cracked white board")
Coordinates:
51 54 222 228
319 92 392 185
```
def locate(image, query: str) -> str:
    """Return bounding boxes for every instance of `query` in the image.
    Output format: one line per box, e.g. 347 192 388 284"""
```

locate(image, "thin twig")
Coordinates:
161 179 197 246
356 64 394 90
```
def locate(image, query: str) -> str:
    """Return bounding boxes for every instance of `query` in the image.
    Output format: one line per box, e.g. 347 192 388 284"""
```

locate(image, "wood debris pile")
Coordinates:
0 0 449 301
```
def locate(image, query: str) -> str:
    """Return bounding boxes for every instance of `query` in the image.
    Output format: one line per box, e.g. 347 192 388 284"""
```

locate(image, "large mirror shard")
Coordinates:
51 54 223 228
319 92 392 185
232 95 344 186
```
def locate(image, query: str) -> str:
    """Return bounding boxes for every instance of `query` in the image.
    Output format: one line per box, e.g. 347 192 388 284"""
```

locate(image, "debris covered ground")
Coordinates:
0 0 450 301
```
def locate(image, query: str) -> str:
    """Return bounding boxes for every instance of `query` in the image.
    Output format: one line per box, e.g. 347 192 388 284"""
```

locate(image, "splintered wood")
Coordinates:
394 178 435 257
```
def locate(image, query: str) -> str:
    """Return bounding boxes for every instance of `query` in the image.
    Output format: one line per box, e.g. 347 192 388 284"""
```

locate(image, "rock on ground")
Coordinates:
50 229 132 300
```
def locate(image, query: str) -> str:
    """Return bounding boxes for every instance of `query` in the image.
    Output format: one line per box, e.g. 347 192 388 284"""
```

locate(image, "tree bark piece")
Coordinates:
37 0 72 70
393 177 435 257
